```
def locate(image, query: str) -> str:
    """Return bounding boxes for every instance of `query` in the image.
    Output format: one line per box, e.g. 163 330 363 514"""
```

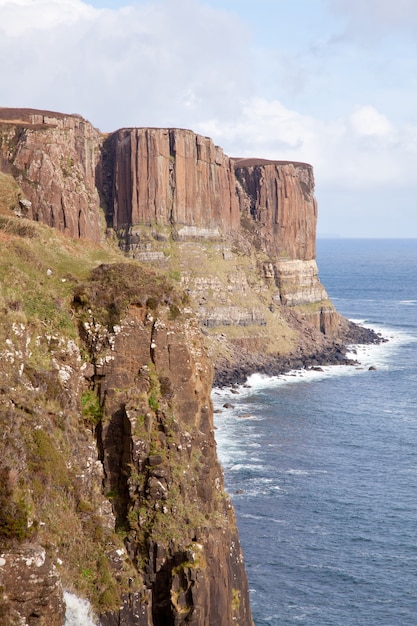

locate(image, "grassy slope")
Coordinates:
0 216 138 612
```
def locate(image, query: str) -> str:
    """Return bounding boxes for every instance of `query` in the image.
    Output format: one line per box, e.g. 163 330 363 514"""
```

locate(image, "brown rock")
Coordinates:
0 544 65 626
234 158 318 260
105 127 240 232
0 107 103 241
76 265 253 625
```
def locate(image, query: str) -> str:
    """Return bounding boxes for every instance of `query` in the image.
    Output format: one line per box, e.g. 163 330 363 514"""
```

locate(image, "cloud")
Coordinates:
327 0 417 35
348 105 393 137
0 0 252 131
200 98 417 190
0 0 95 35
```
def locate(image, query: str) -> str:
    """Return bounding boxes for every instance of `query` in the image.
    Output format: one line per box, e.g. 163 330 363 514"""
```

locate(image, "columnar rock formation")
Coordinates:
234 158 317 260
234 158 326 308
0 109 335 321
101 127 332 314
104 127 240 233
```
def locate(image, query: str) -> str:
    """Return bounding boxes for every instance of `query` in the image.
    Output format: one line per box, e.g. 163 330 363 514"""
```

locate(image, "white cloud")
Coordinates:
0 0 252 129
199 97 417 190
0 0 95 35
348 105 393 137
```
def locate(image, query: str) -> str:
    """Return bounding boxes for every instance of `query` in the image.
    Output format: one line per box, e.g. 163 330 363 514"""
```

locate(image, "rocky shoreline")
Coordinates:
214 322 383 388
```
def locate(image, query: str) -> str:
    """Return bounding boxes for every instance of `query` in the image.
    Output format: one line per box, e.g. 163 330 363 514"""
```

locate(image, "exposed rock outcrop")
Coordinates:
0 545 64 626
234 158 317 260
100 128 339 337
103 128 240 233
73 263 253 624
77 269 252 625
0 229 253 625
0 108 103 241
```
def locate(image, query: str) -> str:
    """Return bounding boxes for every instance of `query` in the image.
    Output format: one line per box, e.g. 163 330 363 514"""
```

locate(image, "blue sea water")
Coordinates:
213 239 417 626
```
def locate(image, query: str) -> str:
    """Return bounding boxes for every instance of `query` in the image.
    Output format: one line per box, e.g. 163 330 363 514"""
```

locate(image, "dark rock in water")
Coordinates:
223 403 235 409
369 365 377 371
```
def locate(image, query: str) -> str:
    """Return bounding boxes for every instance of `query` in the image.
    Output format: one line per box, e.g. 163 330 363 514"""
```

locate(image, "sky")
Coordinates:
1 0 417 237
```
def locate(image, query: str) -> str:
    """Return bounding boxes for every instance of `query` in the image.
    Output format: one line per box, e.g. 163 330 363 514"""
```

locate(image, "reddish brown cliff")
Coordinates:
74 263 253 625
0 110 318 265
0 109 379 624
0 108 103 241
104 128 240 233
234 158 318 261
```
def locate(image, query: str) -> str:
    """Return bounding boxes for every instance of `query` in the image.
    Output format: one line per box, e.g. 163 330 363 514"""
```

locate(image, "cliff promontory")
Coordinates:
0 108 378 625
0 225 251 625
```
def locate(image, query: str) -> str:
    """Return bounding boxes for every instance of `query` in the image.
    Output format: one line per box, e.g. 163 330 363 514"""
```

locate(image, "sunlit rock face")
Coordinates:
0 108 103 241
0 545 65 625
234 158 318 261
0 109 327 313
103 127 240 232
74 265 253 625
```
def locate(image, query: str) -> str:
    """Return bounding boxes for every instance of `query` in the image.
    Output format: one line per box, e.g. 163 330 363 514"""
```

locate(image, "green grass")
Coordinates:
0 172 21 215
0 218 141 613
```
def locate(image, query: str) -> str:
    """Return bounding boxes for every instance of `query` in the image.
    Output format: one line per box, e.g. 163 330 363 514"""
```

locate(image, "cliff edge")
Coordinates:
0 108 378 625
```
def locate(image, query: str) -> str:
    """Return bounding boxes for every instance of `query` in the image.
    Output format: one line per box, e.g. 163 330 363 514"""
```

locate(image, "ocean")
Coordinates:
213 239 417 626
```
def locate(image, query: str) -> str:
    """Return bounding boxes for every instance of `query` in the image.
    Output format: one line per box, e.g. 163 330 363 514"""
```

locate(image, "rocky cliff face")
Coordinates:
0 228 252 625
103 127 240 234
75 264 252 625
234 158 317 261
100 127 335 327
0 109 378 625
0 108 103 241
0 110 342 361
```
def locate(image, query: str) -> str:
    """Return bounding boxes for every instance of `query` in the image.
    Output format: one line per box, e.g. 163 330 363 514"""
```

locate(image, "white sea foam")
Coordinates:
212 323 416 410
64 592 97 626
229 463 263 472
286 469 310 476
213 323 417 472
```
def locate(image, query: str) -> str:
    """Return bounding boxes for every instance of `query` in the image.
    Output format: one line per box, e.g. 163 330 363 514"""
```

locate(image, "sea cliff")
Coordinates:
0 108 377 625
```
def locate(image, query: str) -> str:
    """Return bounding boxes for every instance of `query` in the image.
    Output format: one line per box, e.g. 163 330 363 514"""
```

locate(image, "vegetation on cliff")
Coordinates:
0 216 133 616
0 214 253 625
